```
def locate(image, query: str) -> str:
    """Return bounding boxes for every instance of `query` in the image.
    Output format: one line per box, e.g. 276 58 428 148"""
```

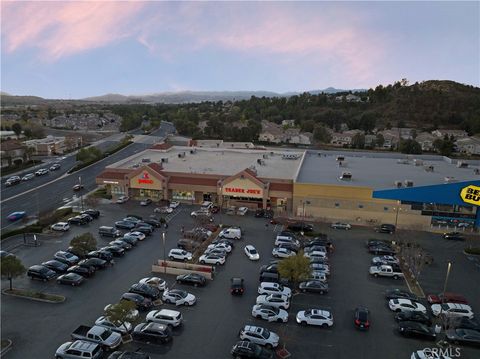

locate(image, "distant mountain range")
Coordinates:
0 88 366 105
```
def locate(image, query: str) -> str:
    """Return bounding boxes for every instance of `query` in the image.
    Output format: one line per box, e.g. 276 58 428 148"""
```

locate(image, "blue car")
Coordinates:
7 211 26 221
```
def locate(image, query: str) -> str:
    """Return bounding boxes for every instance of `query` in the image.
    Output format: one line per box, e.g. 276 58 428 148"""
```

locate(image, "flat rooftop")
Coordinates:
108 146 304 180
297 150 479 189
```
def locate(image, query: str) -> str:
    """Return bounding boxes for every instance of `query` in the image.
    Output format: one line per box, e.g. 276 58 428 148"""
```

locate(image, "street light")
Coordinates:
301 199 310 234
438 262 452 332
162 231 166 274
79 176 84 211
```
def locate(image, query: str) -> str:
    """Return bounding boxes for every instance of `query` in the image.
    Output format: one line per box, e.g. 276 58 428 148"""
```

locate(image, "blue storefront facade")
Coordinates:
373 180 480 231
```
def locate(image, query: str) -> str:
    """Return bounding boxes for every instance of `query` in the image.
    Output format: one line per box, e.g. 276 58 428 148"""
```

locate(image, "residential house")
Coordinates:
455 137 480 155
0 140 28 168
258 121 283 144
345 94 362 102
330 130 363 147
24 135 82 156
378 129 400 149
281 119 296 127
415 132 436 151
432 129 469 139
364 134 377 147
283 129 312 145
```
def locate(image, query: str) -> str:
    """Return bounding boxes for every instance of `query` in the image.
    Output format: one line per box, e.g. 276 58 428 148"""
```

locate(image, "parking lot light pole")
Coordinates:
439 262 452 331
162 231 166 274
79 176 84 211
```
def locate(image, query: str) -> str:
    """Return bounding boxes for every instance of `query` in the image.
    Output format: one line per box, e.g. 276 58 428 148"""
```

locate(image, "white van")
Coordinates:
219 227 242 240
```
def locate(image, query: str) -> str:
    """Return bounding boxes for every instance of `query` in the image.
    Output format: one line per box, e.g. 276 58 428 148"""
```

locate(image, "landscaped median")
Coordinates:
2 288 65 303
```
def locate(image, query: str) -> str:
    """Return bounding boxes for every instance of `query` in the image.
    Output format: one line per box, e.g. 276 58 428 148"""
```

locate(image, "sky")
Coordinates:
1 1 479 99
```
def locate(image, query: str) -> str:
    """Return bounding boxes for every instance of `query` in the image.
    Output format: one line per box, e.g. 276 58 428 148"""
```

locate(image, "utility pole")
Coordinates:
162 231 166 274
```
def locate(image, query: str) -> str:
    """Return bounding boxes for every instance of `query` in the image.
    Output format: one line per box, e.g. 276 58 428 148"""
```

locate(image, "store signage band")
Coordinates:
224 187 261 195
138 172 154 185
460 185 480 206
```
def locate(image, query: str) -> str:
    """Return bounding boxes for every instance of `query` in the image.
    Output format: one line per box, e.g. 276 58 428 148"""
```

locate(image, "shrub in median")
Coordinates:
465 247 480 255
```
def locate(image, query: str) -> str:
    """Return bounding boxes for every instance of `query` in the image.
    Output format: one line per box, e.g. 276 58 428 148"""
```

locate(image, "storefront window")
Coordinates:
111 185 124 195
173 191 194 201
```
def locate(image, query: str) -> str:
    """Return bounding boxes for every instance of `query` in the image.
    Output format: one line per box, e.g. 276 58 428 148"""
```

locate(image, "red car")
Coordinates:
427 292 468 305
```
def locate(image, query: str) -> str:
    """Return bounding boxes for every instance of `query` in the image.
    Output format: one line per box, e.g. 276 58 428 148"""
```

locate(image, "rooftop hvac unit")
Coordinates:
404 180 414 187
424 165 434 172
444 176 456 183
256 159 266 165
161 158 168 163
457 161 469 168
178 152 186 158
282 153 300 160
336 156 345 162
340 171 352 181
397 159 409 164
141 158 151 163
190 148 196 154
262 154 268 159
394 181 403 188
413 159 423 166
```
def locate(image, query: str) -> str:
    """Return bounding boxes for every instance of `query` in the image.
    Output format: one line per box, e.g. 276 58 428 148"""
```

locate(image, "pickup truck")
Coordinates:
369 265 403 279
71 325 122 350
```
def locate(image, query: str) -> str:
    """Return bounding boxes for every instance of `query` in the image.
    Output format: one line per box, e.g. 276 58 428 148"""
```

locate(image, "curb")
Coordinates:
2 289 66 304
0 339 13 357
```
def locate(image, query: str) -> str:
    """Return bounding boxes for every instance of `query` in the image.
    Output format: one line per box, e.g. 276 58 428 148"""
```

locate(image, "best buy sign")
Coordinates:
460 185 480 206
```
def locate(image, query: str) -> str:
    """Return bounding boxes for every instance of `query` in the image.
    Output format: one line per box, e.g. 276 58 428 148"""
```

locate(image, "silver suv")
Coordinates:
146 309 183 327
239 325 279 348
55 340 103 359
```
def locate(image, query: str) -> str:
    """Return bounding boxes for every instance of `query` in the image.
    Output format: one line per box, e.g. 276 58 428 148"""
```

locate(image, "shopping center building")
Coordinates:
96 143 480 232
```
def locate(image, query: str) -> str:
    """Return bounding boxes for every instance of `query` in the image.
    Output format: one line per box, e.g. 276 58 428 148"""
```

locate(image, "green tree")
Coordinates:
11 123 22 139
351 133 366 149
375 133 385 148
70 233 97 257
433 138 455 156
399 139 422 154
313 124 332 143
104 300 138 333
277 252 311 289
1 256 26 290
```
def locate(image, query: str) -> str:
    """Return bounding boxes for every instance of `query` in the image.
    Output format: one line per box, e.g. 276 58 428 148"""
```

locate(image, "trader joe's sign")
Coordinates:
460 185 480 206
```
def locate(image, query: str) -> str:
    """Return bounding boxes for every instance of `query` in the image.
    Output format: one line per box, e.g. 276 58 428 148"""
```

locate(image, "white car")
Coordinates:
154 206 173 214
207 243 232 253
199 253 225 265
330 222 351 230
239 325 279 349
431 303 474 319
169 201 180 209
146 309 183 327
104 304 139 322
22 173 35 181
272 247 295 258
310 272 327 282
258 282 292 298
244 245 260 260
252 304 288 323
388 299 427 314
162 289 196 306
116 195 129 204
95 316 132 335
372 255 399 265
51 222 70 232
219 227 242 240
127 231 146 241
296 309 334 327
237 207 249 216
256 294 290 309
304 250 327 259
190 209 210 217
35 168 49 176
168 249 193 261
140 198 152 206
139 277 167 291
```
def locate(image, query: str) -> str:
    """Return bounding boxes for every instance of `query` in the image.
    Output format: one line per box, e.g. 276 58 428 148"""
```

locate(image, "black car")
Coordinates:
81 209 100 219
41 260 69 273
142 219 162 228
57 273 85 286
446 328 480 347
68 216 89 225
109 240 133 251
78 258 108 270
87 250 114 262
395 311 432 326
454 317 480 331
254 209 274 219
443 232 465 241
259 263 278 274
305 238 333 250
385 288 419 301
354 307 370 330
115 220 137 230
231 277 245 295
287 222 314 232
366 239 391 247
231 341 274 359
176 273 207 287
129 283 161 300
79 213 93 222
102 246 125 257
121 292 153 311
398 321 436 340
369 245 396 256
299 280 329 294
377 224 396 234
67 265 95 277
135 225 153 236
108 351 151 359
27 265 57 281
132 322 172 344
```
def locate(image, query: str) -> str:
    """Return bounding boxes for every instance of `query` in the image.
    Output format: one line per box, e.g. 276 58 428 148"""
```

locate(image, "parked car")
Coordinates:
87 250 113 263
427 292 468 305
372 255 399 266
99 226 122 238
169 201 180 209
146 309 183 327
299 280 329 294
81 209 100 219
51 222 70 232
244 245 260 261
258 282 291 298
272 247 295 258
162 289 196 306
446 328 480 346
132 322 172 344
121 293 154 311
388 299 427 314
27 265 57 281
287 222 314 232
398 321 436 340
203 247 227 258
239 325 279 349
354 307 370 330
176 273 207 287
102 246 125 257
259 263 278 275
254 209 274 218
70 325 122 350
107 351 150 359
231 277 245 295
430 303 474 319
168 249 193 261
139 277 167 291
116 196 129 204
207 242 232 253
296 309 333 327
231 341 274 359
129 283 161 300
67 265 95 278
252 304 288 323
219 227 242 240
395 311 432 326
369 245 396 256
143 218 162 228
274 243 298 254
78 258 108 270
140 198 152 206
109 240 133 251
376 223 396 234
237 207 249 216
135 225 153 236
21 173 35 181
42 259 69 273
68 216 89 226
256 294 290 310
54 250 79 265
331 222 351 230
55 340 103 359
125 231 146 241
95 316 132 335
385 288 419 301
57 273 85 286
115 220 136 230
443 232 465 241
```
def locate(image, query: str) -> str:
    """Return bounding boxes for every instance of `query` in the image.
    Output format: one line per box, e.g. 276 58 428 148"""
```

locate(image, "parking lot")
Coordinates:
1 202 479 358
